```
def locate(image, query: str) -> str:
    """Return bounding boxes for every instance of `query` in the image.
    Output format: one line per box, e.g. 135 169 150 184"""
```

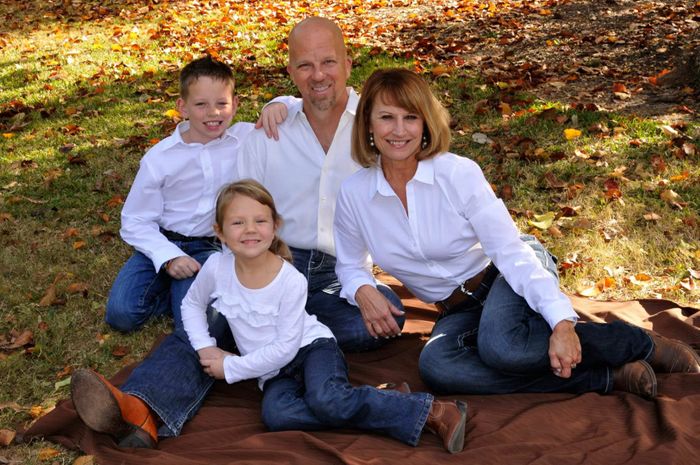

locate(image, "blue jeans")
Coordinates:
261 338 432 446
105 238 218 332
419 236 654 395
121 248 404 437
290 247 405 352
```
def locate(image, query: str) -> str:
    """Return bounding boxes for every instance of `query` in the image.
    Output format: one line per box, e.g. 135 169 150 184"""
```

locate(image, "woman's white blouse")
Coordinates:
181 252 333 389
334 153 577 330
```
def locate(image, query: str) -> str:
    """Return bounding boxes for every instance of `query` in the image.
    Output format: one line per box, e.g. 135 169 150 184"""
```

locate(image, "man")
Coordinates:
238 16 406 352
71 17 410 449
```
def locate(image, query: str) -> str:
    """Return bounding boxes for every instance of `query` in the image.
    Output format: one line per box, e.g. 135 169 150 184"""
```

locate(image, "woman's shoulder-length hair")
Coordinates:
352 68 451 168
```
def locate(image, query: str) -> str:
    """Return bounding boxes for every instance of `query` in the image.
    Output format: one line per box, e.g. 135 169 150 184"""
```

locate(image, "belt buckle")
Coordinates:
459 281 474 297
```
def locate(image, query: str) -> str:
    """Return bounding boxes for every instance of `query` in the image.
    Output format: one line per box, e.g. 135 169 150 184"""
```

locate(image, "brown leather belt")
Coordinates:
435 263 499 316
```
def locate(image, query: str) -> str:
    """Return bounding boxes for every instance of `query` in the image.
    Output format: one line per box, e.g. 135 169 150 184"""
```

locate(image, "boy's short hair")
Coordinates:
179 55 235 100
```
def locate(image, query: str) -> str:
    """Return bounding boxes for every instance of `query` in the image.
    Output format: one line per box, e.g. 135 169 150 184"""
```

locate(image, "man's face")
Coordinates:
287 23 351 113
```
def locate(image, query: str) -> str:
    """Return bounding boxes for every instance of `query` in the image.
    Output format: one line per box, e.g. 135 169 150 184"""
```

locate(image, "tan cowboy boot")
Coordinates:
71 368 158 448
425 399 468 454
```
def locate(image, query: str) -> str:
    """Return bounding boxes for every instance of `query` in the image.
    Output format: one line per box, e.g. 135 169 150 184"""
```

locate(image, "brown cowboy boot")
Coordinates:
644 331 700 374
425 400 468 454
612 360 657 400
71 368 158 448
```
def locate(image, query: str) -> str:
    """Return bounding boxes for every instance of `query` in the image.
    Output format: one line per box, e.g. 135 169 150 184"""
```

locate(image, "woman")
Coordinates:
334 68 699 399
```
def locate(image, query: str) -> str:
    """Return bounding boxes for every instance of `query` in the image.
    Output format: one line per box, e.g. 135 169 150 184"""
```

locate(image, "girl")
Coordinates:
180 179 468 453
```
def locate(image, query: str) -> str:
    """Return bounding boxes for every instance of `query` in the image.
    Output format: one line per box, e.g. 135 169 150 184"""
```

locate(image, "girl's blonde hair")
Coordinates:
352 68 451 168
214 179 293 263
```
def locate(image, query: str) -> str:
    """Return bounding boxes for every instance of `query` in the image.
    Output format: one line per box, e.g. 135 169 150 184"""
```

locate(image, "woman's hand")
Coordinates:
164 256 201 280
197 346 232 380
548 320 582 378
255 102 288 141
355 285 404 339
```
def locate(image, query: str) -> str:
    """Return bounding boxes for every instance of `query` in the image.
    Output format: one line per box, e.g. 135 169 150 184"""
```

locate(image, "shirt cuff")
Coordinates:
340 277 376 306
224 354 241 384
190 337 218 352
540 304 579 331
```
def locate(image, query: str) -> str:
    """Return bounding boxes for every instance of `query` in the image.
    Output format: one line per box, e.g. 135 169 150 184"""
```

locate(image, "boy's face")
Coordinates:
177 76 237 144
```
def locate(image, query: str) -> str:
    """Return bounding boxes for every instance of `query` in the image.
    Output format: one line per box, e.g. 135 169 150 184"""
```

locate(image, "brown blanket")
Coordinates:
24 279 700 465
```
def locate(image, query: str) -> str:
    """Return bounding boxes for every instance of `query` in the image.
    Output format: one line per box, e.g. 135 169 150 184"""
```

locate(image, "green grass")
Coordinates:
1 1 698 463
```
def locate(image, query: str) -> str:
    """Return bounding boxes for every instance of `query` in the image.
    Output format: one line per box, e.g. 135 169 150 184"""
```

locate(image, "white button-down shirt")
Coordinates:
334 153 577 330
238 89 362 256
181 251 334 389
120 121 254 271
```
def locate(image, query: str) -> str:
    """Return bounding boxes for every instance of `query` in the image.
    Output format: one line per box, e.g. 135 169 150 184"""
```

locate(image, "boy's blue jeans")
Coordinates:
261 337 432 446
419 236 654 395
121 247 405 437
105 237 218 332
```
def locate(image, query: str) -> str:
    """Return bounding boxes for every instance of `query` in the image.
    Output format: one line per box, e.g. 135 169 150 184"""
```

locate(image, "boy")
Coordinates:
106 55 252 332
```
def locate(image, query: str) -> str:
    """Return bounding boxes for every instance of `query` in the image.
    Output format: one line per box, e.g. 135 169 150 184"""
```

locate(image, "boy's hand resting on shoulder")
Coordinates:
164 256 201 279
197 347 232 380
255 102 288 141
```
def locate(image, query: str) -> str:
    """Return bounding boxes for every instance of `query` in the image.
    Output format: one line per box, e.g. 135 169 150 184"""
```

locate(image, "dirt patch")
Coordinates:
343 0 699 120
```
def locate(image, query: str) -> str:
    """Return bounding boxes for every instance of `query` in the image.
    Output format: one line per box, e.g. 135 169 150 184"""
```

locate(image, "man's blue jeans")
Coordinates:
105 238 218 332
261 337 432 446
290 247 405 352
120 247 404 437
419 236 654 395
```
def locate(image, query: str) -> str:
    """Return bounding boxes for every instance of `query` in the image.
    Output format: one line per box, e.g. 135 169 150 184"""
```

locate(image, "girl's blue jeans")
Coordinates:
419 235 654 395
261 337 432 446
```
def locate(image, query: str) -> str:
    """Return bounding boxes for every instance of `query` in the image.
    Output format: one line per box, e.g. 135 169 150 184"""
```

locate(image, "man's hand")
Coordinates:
355 285 404 339
164 256 201 280
548 320 581 378
255 102 288 141
197 346 232 380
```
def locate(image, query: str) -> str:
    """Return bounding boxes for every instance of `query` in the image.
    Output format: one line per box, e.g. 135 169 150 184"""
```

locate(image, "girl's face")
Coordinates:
215 194 276 261
369 97 424 163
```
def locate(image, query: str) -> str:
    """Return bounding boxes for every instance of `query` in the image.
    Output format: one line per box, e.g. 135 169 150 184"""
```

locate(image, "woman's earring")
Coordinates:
421 133 428 149
369 133 375 148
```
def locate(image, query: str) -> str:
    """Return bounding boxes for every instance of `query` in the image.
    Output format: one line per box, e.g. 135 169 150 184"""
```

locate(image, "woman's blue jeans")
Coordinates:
419 236 654 395
120 247 405 437
105 238 218 332
261 338 432 446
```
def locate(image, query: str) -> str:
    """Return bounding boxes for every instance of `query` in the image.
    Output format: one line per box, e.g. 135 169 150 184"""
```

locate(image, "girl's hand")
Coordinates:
165 256 201 279
549 320 581 378
197 347 230 380
255 102 288 141
355 285 404 339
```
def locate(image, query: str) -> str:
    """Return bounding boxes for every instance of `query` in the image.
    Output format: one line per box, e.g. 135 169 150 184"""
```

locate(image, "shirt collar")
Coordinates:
160 121 239 149
372 157 436 199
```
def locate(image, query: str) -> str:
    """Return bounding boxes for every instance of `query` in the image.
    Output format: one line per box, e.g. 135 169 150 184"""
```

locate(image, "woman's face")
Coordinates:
369 97 424 164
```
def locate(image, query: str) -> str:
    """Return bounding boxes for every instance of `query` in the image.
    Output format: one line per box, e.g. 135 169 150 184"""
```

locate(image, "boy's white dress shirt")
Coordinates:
334 153 578 330
237 89 361 256
181 251 334 388
120 121 254 271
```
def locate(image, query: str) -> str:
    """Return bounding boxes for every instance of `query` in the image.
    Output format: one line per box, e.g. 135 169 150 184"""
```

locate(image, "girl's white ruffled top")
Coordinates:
181 250 333 388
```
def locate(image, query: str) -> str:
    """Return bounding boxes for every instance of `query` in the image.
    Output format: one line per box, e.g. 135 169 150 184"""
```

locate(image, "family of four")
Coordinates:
70 16 700 455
